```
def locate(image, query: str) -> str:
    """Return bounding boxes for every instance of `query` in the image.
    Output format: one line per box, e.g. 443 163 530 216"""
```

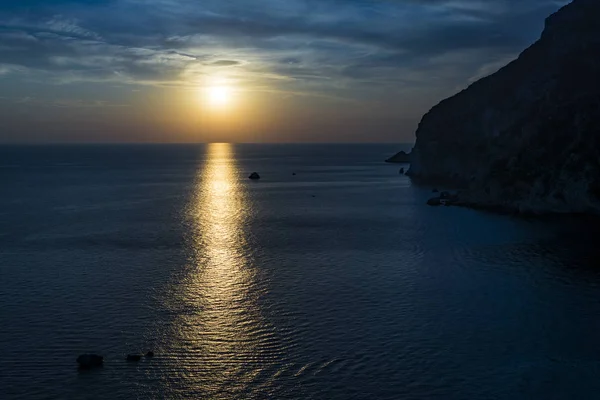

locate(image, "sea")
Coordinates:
1 143 600 399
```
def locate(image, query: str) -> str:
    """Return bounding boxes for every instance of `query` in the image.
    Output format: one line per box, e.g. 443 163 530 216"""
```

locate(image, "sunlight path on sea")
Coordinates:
159 143 278 399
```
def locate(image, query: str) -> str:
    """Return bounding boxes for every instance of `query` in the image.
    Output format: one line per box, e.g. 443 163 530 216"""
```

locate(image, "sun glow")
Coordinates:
207 86 233 108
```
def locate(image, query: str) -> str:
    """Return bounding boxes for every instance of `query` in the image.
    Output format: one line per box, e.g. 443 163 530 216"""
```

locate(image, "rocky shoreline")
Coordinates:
425 188 600 216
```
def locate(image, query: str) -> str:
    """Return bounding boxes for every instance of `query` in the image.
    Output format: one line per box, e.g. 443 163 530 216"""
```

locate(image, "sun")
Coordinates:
207 86 232 108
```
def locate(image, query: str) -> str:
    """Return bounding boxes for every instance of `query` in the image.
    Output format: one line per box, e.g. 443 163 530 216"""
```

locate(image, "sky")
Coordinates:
0 0 568 143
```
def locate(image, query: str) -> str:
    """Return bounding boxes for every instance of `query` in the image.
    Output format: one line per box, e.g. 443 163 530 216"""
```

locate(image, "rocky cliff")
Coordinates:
407 0 600 214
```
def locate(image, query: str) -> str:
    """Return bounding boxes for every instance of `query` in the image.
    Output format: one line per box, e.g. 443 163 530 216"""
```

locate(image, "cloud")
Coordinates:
0 0 569 100
205 59 242 67
0 93 128 108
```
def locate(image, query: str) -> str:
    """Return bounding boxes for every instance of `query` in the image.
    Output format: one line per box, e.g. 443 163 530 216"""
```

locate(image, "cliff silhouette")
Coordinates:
407 0 600 214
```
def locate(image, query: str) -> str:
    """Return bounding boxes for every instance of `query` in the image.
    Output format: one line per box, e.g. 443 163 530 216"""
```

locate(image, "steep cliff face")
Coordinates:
408 0 600 214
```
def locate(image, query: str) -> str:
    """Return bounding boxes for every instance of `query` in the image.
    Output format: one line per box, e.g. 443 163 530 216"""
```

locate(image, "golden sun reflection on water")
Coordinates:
164 143 277 399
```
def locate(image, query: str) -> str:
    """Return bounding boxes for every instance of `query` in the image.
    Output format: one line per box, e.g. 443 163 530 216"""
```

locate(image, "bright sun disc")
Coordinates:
207 86 232 107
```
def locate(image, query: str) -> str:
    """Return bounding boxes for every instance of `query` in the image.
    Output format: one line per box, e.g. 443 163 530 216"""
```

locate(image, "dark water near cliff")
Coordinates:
1 144 600 399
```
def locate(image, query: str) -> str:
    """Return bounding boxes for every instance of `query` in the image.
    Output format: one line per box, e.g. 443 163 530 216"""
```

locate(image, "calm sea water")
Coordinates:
1 144 600 399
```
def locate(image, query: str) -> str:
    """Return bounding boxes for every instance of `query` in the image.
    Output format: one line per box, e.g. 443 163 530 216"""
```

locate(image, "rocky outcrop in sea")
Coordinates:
407 0 600 215
385 150 411 164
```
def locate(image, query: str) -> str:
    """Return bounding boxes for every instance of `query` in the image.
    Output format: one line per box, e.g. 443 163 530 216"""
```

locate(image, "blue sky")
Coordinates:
0 0 567 142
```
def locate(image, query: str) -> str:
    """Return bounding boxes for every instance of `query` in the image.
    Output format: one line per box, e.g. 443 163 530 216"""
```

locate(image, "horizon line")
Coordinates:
0 141 416 146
